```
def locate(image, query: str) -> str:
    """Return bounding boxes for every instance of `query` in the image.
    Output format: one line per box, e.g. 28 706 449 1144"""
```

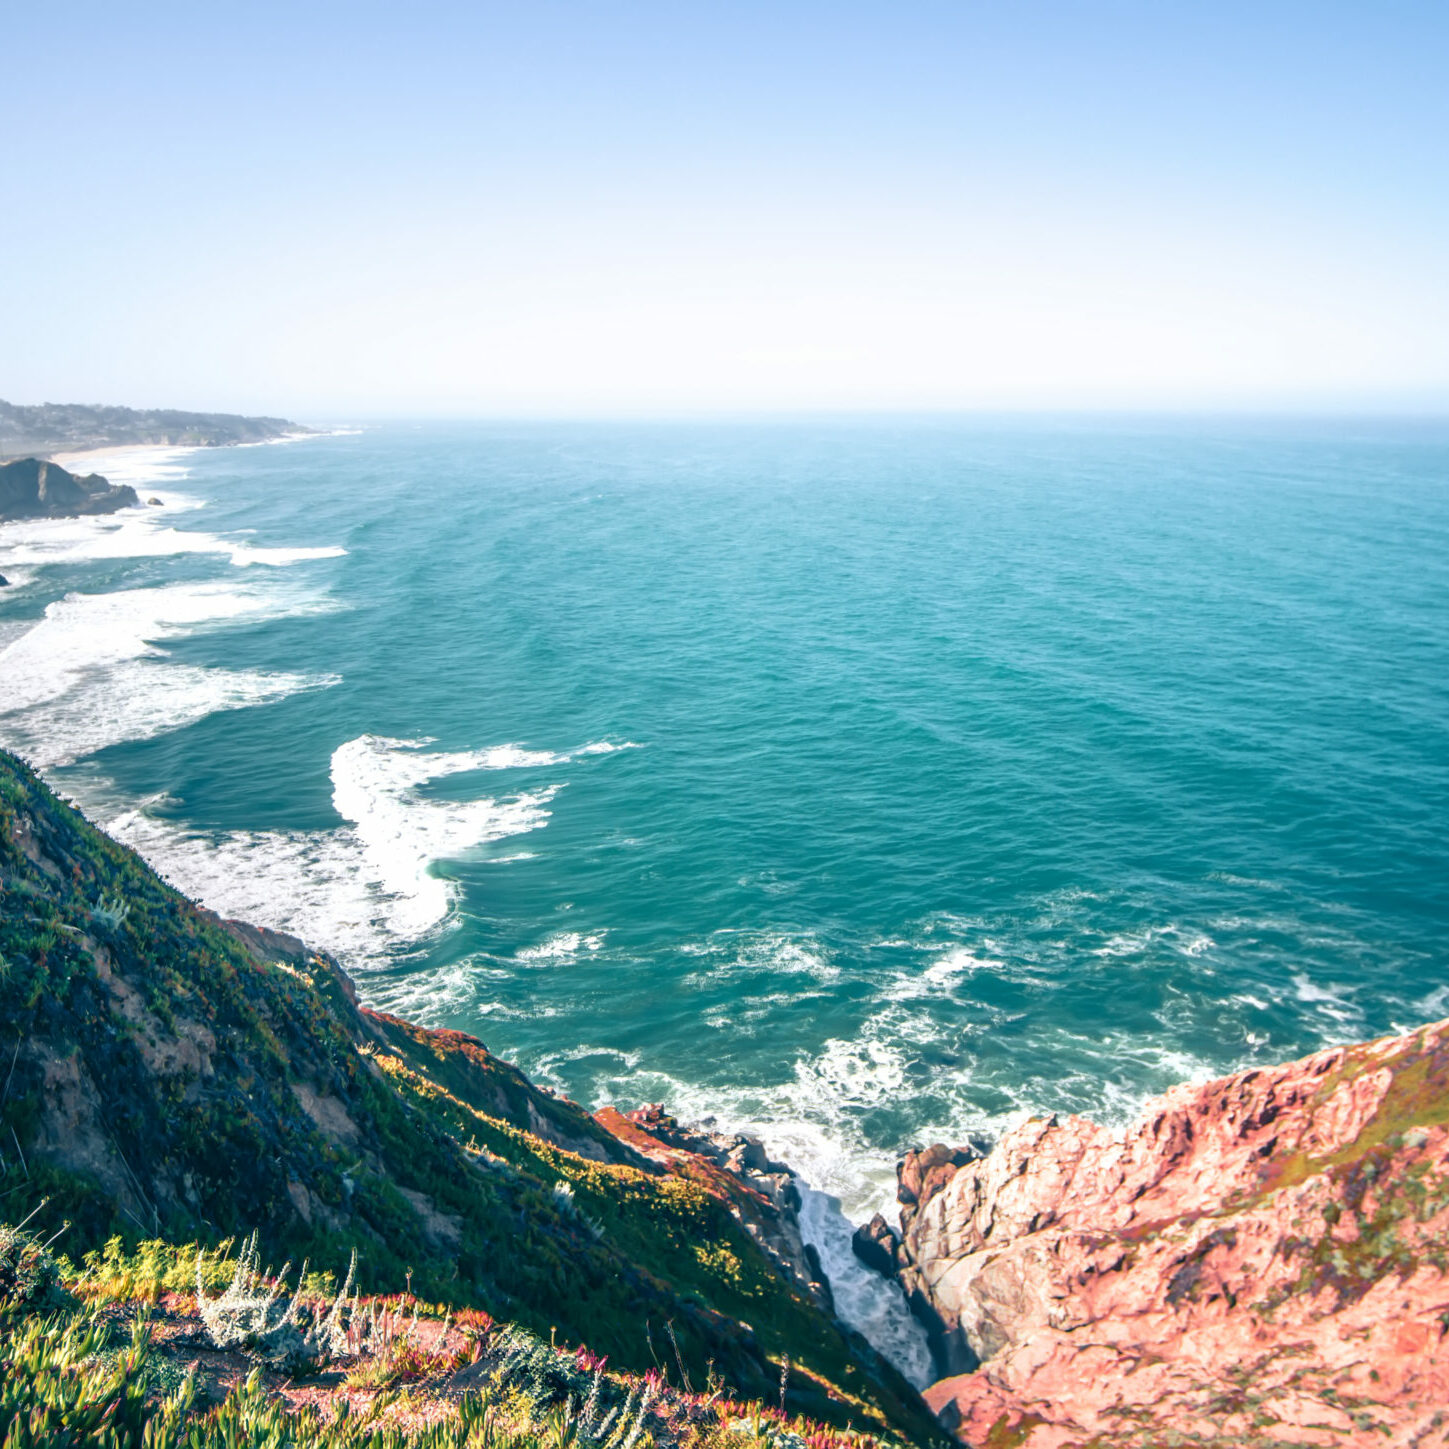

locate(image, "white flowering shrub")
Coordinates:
196 1235 358 1370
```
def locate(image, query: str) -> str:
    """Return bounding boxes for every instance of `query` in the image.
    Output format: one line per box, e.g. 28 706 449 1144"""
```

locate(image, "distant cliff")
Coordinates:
0 397 310 459
0 457 139 521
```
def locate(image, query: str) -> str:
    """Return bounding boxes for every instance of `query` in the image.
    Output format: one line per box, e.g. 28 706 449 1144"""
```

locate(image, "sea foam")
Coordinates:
109 734 628 969
0 442 349 765
0 443 345 571
0 581 340 766
0 505 345 570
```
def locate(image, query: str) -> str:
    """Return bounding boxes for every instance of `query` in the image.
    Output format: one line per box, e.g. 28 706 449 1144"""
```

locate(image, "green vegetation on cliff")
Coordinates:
0 750 942 1444
0 1214 899 1449
0 398 308 459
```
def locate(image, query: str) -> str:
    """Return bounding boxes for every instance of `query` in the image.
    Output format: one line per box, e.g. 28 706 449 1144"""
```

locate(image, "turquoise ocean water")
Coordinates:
3 418 1447 1371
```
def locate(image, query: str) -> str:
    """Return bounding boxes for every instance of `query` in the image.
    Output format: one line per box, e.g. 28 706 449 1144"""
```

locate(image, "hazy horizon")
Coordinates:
16 407 1449 433
6 2 1447 417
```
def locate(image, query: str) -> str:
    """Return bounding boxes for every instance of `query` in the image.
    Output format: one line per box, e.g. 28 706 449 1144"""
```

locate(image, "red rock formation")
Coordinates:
898 1021 1449 1447
898 1144 982 1235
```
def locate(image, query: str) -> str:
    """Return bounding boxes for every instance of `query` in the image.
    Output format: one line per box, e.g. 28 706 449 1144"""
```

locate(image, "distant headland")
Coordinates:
0 396 310 460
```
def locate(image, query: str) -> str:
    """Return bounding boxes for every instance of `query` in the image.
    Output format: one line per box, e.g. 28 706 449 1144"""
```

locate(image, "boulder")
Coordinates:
896 1142 979 1232
851 1212 902 1278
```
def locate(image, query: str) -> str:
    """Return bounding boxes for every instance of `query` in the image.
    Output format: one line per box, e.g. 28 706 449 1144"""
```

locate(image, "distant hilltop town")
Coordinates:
0 397 310 459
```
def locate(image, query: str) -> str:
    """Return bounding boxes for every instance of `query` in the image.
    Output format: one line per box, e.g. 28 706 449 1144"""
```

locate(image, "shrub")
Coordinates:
0 1207 67 1310
197 1233 357 1371
488 1328 656 1448
490 1325 592 1409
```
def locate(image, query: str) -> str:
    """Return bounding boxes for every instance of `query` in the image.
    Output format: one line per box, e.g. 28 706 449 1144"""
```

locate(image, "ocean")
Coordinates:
3 417 1447 1376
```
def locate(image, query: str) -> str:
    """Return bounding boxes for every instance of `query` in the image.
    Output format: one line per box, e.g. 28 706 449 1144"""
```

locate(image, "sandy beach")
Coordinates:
47 441 202 471
42 431 326 472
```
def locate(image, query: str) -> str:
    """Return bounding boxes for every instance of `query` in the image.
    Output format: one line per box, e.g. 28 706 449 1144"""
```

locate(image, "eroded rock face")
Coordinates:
898 1143 982 1235
0 457 139 520
849 1143 986 1376
898 1023 1449 1447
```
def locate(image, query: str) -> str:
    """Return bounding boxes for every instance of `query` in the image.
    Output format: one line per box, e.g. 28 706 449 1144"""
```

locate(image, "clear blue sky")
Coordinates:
5 2 1447 417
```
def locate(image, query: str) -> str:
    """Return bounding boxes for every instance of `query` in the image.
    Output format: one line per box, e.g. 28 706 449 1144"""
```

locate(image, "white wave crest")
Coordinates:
0 582 340 765
0 444 345 572
516 930 607 965
47 445 200 487
1292 972 1363 1027
683 930 840 986
0 508 345 570
882 944 1008 1001
105 734 628 968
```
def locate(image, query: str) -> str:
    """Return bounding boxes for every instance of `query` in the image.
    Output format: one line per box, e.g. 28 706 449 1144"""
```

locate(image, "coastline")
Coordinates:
0 443 208 527
0 746 945 1442
5 420 1448 1443
47 429 326 470
0 427 932 1379
0 395 326 466
3 735 1446 1448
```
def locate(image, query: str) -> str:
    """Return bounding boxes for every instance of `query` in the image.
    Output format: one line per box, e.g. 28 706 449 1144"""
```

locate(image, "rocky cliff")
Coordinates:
0 457 140 521
599 1103 838 1316
0 749 943 1444
858 1027 1449 1446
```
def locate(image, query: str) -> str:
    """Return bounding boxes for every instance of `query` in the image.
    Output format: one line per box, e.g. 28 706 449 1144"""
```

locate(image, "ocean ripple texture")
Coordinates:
3 418 1447 1227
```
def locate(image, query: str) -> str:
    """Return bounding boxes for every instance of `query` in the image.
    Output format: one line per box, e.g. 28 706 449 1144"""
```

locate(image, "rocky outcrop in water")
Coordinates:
876 1025 1449 1446
0 457 139 520
852 1143 983 1374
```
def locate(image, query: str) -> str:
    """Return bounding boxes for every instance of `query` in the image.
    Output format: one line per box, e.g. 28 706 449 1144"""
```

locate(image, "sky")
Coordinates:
4 2 1448 418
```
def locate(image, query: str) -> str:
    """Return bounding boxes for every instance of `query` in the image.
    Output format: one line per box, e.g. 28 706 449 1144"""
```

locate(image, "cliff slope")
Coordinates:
0 749 941 1444
880 1026 1449 1446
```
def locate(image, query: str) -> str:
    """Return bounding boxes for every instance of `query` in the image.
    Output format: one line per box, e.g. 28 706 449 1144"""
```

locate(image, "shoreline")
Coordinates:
7 730 1446 1441
46 430 323 470
47 440 206 470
